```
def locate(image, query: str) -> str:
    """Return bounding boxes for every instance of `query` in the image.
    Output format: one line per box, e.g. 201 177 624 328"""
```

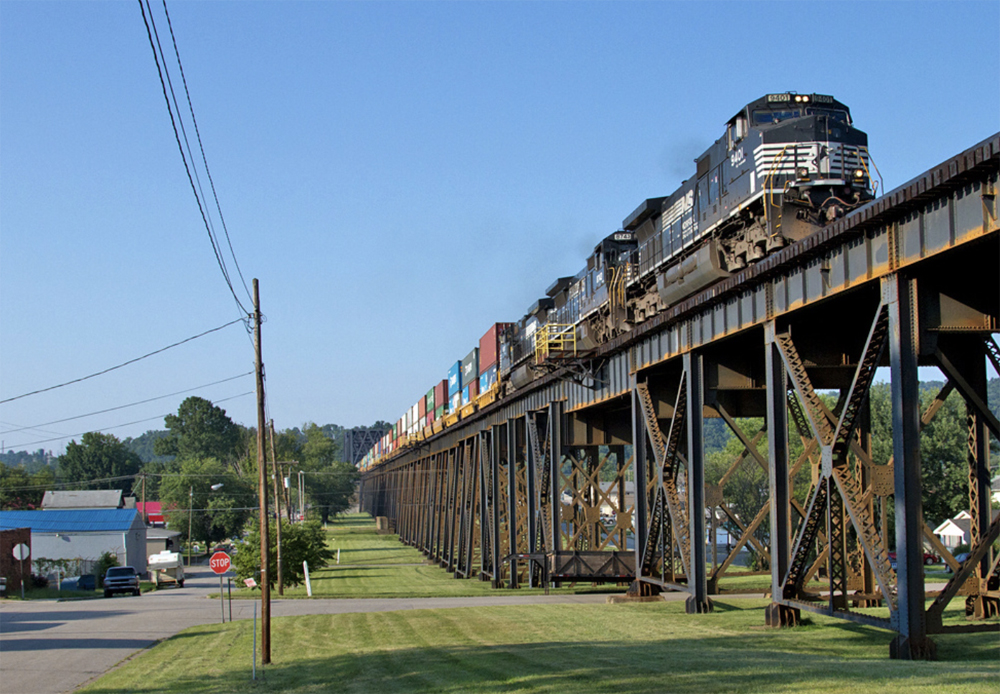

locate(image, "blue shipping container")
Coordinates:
479 364 498 392
462 384 471 406
451 392 462 411
448 361 462 396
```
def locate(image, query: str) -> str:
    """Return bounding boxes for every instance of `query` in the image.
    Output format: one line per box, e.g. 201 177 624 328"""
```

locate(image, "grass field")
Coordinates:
229 514 941 599
79 598 997 694
76 512 999 693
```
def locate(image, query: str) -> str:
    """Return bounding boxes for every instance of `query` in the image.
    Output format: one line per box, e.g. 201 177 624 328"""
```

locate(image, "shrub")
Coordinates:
94 551 119 588
233 518 333 589
30 574 49 589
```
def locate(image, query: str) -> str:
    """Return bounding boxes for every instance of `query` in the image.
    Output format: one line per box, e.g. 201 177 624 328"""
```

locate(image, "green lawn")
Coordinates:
230 514 960 600
79 599 997 694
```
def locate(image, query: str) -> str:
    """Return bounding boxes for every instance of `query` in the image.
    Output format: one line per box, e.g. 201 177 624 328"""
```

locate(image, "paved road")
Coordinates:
3 566 688 694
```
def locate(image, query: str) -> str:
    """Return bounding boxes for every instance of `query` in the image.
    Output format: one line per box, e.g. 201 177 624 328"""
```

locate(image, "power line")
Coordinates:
137 0 251 317
12 391 254 448
0 318 246 405
0 372 254 435
160 0 253 307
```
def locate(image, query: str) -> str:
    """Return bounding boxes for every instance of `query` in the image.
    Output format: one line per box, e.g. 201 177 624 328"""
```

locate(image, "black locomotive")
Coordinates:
363 92 877 467
509 92 875 371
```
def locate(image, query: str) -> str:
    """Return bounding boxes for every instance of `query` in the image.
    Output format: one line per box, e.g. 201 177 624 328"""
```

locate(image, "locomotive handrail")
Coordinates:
534 323 578 362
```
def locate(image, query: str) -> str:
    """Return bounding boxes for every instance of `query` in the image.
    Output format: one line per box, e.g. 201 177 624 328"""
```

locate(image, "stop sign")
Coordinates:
209 551 231 575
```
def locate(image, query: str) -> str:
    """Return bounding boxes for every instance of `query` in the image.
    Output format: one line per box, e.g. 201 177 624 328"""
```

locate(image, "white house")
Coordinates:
0 509 147 575
933 509 999 550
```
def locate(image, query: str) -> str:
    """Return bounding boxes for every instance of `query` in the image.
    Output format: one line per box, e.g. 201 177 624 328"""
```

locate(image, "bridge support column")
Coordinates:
684 351 712 614
765 322 799 627
887 275 936 660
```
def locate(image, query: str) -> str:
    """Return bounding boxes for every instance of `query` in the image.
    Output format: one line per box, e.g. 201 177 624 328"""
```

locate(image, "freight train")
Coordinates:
361 92 877 469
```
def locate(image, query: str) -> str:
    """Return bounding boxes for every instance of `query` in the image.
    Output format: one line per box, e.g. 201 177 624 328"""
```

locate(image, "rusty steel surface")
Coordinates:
360 134 1000 658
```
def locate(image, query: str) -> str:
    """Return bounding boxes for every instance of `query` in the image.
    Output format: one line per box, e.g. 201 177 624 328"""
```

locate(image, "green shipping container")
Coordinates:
426 388 435 413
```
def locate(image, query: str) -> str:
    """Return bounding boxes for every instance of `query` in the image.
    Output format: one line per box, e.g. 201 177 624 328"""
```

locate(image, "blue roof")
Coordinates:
0 508 141 533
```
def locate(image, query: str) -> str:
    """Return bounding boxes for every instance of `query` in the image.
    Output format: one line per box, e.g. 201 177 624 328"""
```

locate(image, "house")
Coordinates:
146 527 182 557
136 501 165 526
41 490 133 510
0 509 147 576
933 509 999 549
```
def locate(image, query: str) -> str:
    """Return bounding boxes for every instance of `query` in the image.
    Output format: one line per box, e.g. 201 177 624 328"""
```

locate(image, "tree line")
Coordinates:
0 397 373 547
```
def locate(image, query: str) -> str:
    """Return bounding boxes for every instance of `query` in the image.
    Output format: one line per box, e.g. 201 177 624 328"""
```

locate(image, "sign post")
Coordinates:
12 543 29 599
210 551 232 623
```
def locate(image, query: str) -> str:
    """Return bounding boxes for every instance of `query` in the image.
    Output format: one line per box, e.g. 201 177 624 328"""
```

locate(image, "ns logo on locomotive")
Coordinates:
362 93 877 469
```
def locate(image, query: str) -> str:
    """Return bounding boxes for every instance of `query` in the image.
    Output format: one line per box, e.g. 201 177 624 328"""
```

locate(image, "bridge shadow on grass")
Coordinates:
79 632 998 694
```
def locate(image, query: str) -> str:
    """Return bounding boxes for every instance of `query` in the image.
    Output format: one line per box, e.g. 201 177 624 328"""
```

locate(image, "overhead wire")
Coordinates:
160 0 253 306
136 0 251 318
0 372 254 435
0 318 246 405
12 391 254 449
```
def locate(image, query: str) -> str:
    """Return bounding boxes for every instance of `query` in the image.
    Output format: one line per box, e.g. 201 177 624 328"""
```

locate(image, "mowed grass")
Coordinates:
79 599 997 694
246 514 622 599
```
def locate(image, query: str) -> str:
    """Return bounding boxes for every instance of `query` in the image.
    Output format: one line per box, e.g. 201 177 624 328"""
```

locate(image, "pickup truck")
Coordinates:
103 566 141 598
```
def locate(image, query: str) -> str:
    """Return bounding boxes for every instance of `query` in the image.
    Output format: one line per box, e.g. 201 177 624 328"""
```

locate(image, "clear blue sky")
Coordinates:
1 1 997 455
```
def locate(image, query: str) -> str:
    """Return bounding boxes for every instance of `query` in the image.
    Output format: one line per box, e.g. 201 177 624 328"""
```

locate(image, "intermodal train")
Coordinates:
361 92 877 469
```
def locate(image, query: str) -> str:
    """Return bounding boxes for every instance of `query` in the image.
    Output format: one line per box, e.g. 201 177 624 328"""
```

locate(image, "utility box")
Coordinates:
375 516 391 535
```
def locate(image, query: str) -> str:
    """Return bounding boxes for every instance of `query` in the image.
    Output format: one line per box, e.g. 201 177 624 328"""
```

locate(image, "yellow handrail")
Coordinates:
535 323 577 362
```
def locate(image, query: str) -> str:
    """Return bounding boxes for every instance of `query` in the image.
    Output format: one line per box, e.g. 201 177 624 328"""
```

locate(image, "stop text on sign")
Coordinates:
210 551 232 575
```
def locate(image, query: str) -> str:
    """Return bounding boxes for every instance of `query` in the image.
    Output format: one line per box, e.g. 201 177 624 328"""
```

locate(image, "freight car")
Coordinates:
361 92 877 469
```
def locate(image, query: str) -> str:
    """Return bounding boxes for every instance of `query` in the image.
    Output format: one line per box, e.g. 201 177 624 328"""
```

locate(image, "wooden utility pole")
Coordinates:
253 279 271 664
269 420 284 595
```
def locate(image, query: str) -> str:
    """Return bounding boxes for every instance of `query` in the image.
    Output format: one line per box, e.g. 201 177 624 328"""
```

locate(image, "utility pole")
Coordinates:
187 485 193 567
253 278 271 665
269 420 284 596
141 474 147 526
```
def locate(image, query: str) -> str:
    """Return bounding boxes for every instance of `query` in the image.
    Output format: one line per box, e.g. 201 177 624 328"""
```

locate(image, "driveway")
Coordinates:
0 565 251 694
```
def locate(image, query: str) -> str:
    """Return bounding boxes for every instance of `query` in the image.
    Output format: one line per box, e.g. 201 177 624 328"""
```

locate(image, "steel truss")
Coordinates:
359 135 1000 658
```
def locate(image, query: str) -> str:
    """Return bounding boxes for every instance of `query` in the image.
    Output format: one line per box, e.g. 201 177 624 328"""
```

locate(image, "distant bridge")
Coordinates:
360 134 1000 659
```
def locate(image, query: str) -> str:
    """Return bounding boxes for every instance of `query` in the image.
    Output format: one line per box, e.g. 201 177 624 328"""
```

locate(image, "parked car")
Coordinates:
103 566 141 598
945 552 972 573
887 551 940 570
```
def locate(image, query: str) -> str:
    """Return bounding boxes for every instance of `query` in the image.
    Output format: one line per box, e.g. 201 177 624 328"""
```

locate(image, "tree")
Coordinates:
299 423 359 524
0 465 55 509
158 457 256 545
59 432 142 489
232 518 333 589
154 397 242 465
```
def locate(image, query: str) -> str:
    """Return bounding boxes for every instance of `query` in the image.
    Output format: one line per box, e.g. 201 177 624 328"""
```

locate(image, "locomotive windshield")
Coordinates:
753 107 850 125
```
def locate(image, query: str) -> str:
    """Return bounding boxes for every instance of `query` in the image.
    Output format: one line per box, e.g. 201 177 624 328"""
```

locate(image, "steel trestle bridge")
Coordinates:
361 134 1000 659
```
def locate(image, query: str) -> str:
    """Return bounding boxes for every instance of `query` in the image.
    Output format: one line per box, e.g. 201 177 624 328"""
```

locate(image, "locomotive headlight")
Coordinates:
853 168 865 179
796 166 810 181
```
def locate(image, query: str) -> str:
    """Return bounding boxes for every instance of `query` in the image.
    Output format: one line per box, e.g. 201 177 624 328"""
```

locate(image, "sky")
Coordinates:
1 1 997 456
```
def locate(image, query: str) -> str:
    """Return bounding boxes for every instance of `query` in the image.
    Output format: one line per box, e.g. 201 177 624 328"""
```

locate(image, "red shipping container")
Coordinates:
479 323 512 374
434 380 447 412
469 380 479 400
418 397 427 418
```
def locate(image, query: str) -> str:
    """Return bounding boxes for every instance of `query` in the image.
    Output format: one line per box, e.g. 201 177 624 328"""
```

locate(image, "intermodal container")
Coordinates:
426 387 435 414
433 380 447 412
435 405 445 419
419 396 427 419
479 323 513 374
450 392 462 412
461 348 479 389
461 380 480 406
448 361 462 396
479 364 498 392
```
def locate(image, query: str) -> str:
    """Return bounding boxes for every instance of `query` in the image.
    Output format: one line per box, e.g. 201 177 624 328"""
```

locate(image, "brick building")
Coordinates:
0 527 32 596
